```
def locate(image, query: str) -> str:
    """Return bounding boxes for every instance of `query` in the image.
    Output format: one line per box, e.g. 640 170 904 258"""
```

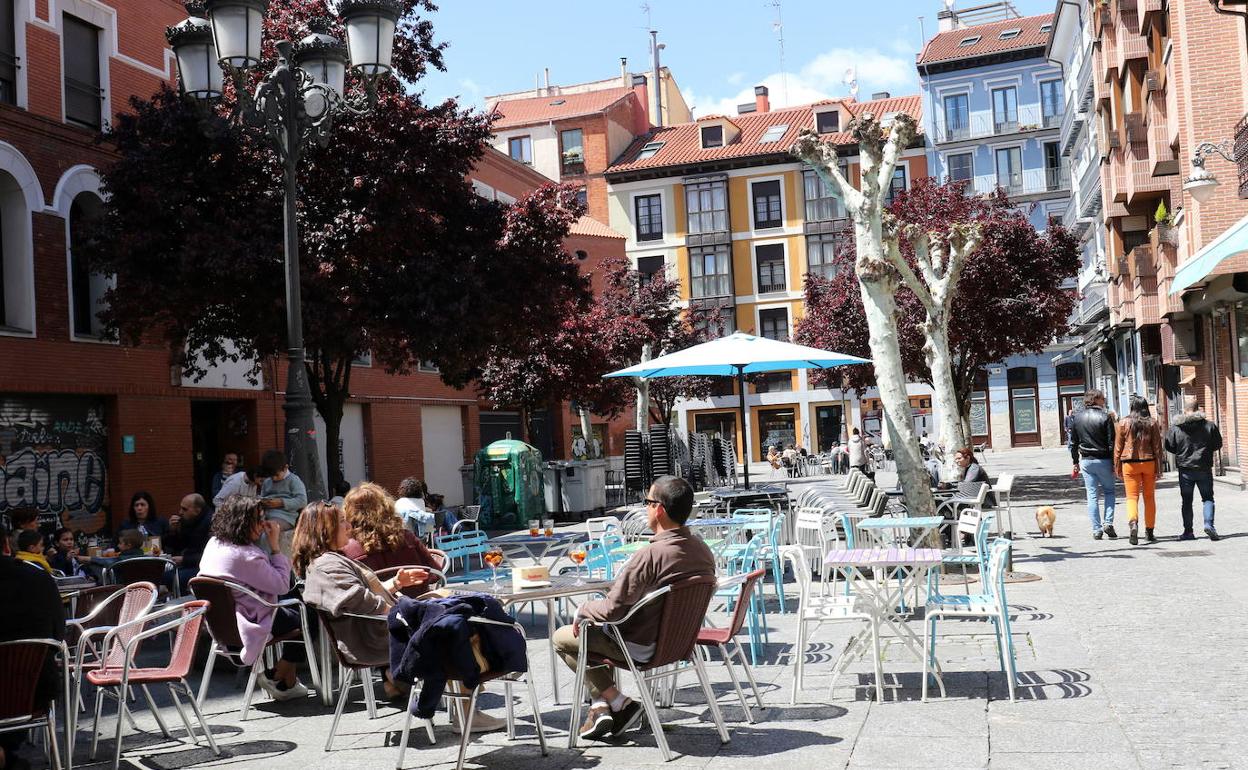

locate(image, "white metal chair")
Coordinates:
567 575 729 761
585 515 620 540
779 546 873 703
941 510 995 593
992 473 1015 536
924 538 1019 702
618 507 650 542
395 616 547 770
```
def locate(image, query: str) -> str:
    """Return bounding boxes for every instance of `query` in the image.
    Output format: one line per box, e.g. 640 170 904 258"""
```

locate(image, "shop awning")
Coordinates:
1171 213 1248 294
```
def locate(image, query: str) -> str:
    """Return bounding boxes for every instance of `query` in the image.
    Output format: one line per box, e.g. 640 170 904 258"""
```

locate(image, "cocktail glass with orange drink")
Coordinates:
569 546 588 586
484 548 505 589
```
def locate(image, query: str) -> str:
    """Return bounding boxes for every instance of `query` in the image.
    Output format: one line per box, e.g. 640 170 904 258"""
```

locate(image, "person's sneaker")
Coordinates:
1093 531 1103 540
1205 526 1221 542
1129 521 1138 545
270 680 308 702
610 699 644 736
1179 530 1197 541
1103 525 1118 539
579 705 615 741
451 710 506 734
255 669 280 699
1146 528 1157 543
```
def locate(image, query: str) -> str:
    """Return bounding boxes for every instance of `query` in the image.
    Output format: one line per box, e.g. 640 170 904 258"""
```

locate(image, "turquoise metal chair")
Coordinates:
435 531 502 584
940 510 996 594
719 510 787 613
714 531 770 664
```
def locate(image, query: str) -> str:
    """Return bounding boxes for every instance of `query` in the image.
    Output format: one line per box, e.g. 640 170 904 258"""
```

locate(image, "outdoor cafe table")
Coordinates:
823 547 946 702
487 531 583 568
445 574 612 704
55 575 98 616
710 485 787 513
855 516 945 548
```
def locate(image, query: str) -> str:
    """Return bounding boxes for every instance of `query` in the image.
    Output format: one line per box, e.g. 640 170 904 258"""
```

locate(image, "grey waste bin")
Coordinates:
460 464 476 506
565 460 606 514
543 462 568 518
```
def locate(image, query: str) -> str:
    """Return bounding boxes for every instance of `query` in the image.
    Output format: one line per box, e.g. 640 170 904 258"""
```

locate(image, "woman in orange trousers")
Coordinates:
1114 395 1164 545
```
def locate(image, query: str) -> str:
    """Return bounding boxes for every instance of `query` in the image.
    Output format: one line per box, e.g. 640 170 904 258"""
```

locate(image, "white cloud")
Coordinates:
688 45 919 118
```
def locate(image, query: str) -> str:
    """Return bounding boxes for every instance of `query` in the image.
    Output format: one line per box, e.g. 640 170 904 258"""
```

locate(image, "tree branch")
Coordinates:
791 131 864 212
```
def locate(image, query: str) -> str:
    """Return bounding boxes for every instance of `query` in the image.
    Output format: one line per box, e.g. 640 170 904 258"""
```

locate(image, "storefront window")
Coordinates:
1011 387 1038 433
1238 304 1248 378
970 393 989 437
757 408 796 457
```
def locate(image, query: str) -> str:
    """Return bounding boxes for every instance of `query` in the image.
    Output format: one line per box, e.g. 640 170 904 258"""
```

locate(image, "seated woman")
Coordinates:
947 446 996 507
198 495 309 702
119 491 168 539
341 482 442 594
394 477 434 537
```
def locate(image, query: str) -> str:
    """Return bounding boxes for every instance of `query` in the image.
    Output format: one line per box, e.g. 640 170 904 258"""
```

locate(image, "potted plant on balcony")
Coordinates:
1153 200 1179 245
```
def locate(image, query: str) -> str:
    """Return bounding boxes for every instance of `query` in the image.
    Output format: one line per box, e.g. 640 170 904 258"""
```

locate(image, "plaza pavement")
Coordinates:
31 447 1248 770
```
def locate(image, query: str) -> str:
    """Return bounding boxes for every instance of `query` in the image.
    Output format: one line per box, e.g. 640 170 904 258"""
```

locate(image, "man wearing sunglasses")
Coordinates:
553 475 715 741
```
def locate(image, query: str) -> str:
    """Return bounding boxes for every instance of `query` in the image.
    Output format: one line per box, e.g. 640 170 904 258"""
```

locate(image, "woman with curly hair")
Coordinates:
198 495 308 702
341 482 442 588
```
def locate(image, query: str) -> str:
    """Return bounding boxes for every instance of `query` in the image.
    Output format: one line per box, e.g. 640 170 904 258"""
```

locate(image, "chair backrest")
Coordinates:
0 639 63 720
189 576 246 649
618 508 650 541
106 557 172 588
984 537 1012 605
96 582 159 668
165 600 209 679
460 505 481 522
373 565 448 597
974 512 997 564
994 473 1014 494
779 545 812 602
719 568 767 637
956 508 982 539
585 516 620 540
435 529 489 560
647 574 717 669
837 511 866 549
71 586 126 628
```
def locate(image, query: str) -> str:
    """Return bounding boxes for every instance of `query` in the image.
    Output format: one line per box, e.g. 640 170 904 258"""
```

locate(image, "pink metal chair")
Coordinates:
0 639 71 770
85 600 220 770
568 574 730 762
696 569 767 723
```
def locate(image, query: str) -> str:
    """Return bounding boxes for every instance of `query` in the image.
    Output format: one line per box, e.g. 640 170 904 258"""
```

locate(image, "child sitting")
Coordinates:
15 529 53 573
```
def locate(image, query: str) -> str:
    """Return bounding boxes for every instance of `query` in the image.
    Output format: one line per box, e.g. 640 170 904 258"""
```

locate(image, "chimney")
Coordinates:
754 85 770 114
543 67 551 95
937 1 958 32
737 103 757 115
620 57 629 86
871 91 891 100
631 74 651 132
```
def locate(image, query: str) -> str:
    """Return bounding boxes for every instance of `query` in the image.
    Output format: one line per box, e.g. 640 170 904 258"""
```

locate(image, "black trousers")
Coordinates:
270 604 306 663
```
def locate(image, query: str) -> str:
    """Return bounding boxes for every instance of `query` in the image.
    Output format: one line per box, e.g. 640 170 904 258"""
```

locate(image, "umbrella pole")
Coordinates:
737 365 750 489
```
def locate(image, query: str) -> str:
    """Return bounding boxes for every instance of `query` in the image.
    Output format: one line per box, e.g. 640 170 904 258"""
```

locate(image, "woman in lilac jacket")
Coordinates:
199 495 309 701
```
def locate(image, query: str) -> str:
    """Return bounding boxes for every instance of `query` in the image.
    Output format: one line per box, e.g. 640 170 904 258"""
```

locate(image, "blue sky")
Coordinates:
415 0 1058 117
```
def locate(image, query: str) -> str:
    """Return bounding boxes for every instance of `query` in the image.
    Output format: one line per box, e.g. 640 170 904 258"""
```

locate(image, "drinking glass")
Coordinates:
569 547 587 586
543 519 555 538
528 519 540 537
484 548 505 589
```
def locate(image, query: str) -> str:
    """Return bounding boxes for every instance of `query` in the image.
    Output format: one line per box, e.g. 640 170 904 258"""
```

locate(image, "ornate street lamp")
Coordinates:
1183 139 1233 205
166 0 402 502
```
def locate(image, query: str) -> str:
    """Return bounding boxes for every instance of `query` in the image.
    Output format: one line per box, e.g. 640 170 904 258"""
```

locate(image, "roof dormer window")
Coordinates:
998 28 1021 40
759 124 789 143
959 35 981 47
815 109 839 134
701 124 724 149
637 141 665 160
1039 23 1052 33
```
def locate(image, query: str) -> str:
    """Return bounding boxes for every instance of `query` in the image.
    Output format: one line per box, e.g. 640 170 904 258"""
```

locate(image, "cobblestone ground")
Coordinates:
24 448 1247 769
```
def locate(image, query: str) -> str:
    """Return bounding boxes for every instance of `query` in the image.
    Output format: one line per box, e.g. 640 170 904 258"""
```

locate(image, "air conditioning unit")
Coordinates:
1161 319 1201 364
1107 130 1121 149
1144 70 1160 93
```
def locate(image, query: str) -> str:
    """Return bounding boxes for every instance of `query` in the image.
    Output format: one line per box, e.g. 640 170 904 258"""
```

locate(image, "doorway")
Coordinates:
1007 367 1041 447
813 404 843 452
757 407 796 458
190 401 253 502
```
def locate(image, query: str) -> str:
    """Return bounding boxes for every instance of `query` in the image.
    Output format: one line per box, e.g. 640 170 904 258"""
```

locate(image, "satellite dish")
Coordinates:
944 0 955 9
843 66 858 98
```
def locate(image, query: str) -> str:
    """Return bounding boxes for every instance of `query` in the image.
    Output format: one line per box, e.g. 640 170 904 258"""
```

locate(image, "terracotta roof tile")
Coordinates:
917 14 1052 66
568 215 626 239
489 87 635 130
606 94 922 174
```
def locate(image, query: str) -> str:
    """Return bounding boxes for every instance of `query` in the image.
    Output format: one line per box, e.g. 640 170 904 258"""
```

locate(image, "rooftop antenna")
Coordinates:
918 15 926 45
769 0 788 106
843 65 858 100
640 2 652 29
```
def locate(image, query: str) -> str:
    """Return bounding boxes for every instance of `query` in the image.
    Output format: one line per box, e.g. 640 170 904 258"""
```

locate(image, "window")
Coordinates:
69 192 108 338
508 135 532 164
634 194 663 241
0 0 15 105
1040 80 1063 128
995 147 1022 191
815 110 839 134
943 93 969 141
998 28 1021 40
958 35 981 47
755 244 786 293
947 152 973 183
1039 23 1052 33
636 255 664 286
418 361 439 373
751 179 782 229
559 128 584 175
685 179 728 234
759 124 789 143
352 351 373 366
992 87 1018 133
700 124 723 148
690 246 731 298
64 15 102 129
574 187 587 207
636 141 664 160
754 372 792 392
1044 141 1065 190
693 304 736 337
806 232 842 280
803 168 846 222
758 308 789 341
885 166 907 204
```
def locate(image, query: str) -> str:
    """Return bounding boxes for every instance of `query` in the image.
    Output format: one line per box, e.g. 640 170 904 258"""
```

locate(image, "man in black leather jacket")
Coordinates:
1069 390 1119 540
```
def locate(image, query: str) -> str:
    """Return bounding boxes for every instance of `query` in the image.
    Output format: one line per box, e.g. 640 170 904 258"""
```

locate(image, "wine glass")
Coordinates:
484 548 505 589
569 547 587 586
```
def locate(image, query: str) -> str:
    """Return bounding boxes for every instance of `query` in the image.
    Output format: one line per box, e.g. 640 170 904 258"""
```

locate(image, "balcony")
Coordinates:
1236 112 1248 199
1133 273 1161 328
1116 32 1148 73
1110 278 1136 325
1124 112 1147 146
1128 244 1156 279
1079 281 1109 327
560 152 586 177
1125 156 1174 206
1141 0 1164 30
1107 148 1128 202
1078 157 1103 219
932 104 1058 146
1151 230 1184 316
971 166 1070 198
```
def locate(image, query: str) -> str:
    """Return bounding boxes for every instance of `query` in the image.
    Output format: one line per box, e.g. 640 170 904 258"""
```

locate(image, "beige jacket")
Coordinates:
301 551 394 666
1114 418 1164 475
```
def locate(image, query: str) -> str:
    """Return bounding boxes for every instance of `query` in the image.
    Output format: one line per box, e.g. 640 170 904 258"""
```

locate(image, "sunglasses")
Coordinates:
644 498 661 507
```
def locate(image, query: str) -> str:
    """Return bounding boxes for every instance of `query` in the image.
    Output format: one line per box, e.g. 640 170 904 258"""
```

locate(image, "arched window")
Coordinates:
68 191 107 338
0 168 34 332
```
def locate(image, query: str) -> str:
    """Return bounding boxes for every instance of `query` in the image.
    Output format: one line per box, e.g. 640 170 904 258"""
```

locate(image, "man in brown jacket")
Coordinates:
553 475 715 741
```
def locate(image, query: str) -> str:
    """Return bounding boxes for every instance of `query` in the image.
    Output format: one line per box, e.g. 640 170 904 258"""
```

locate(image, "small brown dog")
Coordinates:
1035 506 1057 537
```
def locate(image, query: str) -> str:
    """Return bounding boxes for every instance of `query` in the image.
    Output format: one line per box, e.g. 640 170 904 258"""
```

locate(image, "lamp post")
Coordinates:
1183 139 1233 204
166 0 402 501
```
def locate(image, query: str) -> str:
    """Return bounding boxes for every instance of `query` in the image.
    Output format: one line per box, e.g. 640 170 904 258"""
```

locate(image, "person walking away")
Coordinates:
1164 396 1223 541
259 450 307 556
1070 389 1118 540
848 428 873 480
1114 396 1163 545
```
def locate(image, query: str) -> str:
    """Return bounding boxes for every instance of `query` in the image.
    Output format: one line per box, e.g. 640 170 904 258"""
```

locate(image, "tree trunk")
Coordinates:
855 222 935 516
321 399 344 494
306 351 352 499
924 321 967 479
578 406 595 458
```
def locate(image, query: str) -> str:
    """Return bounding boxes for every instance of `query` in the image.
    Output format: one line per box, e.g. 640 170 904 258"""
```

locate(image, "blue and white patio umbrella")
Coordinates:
603 331 871 489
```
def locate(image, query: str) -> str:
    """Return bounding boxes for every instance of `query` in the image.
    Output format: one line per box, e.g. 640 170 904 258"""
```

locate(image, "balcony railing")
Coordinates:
972 166 1070 198
1079 281 1109 324
1078 157 1103 218
1236 112 1248 199
932 104 1059 145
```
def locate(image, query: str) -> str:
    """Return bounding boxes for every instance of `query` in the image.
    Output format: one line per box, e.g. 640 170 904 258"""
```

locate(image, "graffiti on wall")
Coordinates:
0 396 109 533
